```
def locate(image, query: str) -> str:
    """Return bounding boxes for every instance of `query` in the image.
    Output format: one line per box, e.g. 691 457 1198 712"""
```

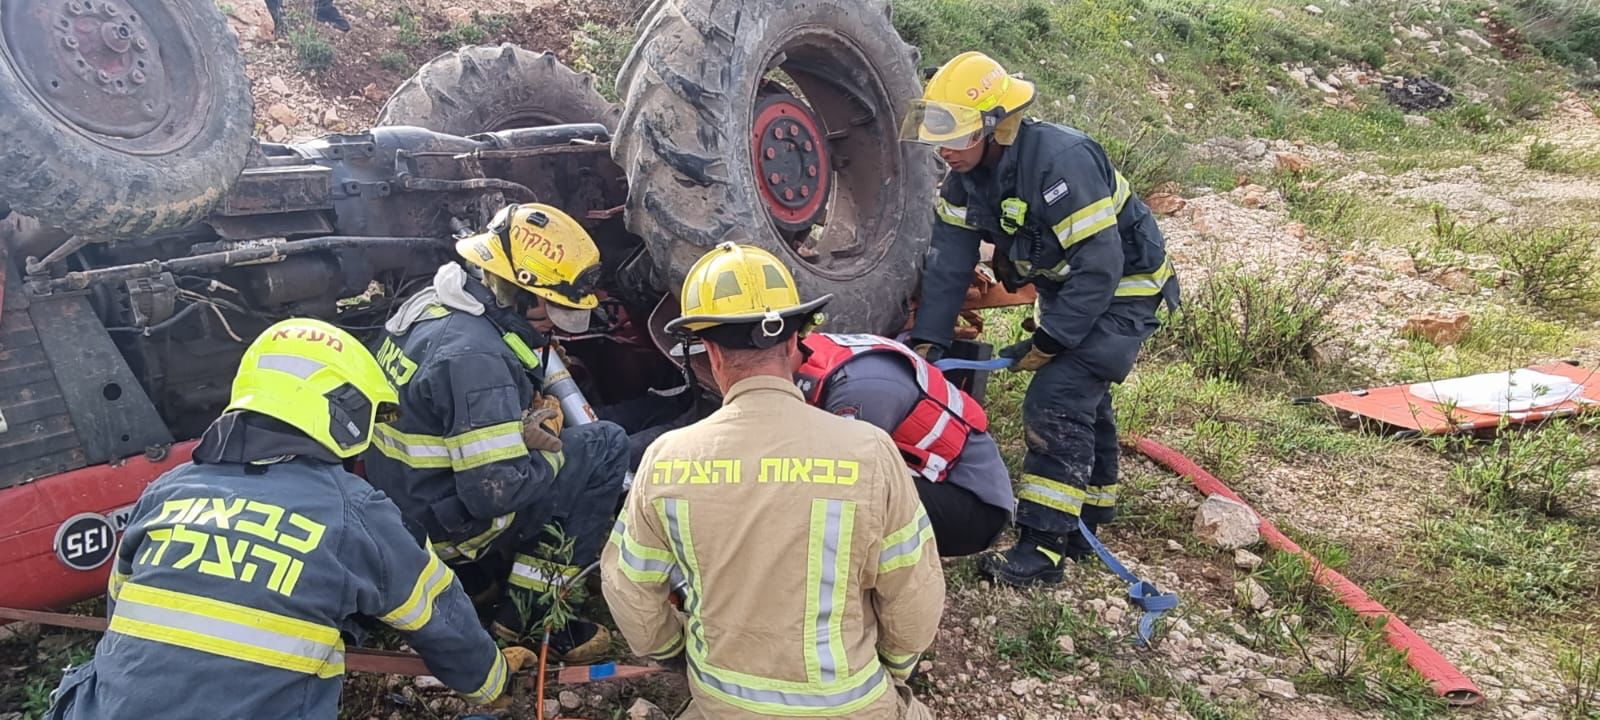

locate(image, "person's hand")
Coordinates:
537 393 565 435
478 646 539 708
998 338 1055 372
522 407 564 452
910 341 945 363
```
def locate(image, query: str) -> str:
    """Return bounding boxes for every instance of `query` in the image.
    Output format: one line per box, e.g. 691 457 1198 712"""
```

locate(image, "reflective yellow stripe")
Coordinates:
879 649 919 680
1038 546 1064 566
1052 172 1131 249
371 424 452 469
609 520 677 584
542 449 565 476
936 197 976 230
1017 473 1085 516
1115 258 1175 297
651 632 685 660
660 498 888 716
380 551 453 631
803 499 853 683
461 648 508 705
108 569 129 600
1084 483 1120 508
877 507 934 574
435 512 515 562
509 554 580 592
110 581 344 678
445 421 528 471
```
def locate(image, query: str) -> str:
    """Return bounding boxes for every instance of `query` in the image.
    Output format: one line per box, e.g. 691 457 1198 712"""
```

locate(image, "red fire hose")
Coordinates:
1127 435 1484 706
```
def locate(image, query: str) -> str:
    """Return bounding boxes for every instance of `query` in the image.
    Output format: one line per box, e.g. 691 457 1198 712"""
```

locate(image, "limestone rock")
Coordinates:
628 698 669 720
1433 267 1478 293
1233 548 1264 570
363 82 388 104
266 124 290 143
1145 192 1187 215
1274 152 1312 174
1304 4 1324 15
225 2 276 43
323 108 342 129
442 6 474 26
1193 495 1260 550
559 690 583 710
266 103 300 128
268 75 291 96
1056 635 1076 655
1285 222 1307 240
1403 311 1472 345
1248 677 1299 700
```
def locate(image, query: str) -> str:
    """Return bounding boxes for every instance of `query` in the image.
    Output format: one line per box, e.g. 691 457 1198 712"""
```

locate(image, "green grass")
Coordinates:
569 21 636 102
377 50 410 72
286 16 335 73
1392 306 1580 380
1247 548 1449 718
1412 505 1598 618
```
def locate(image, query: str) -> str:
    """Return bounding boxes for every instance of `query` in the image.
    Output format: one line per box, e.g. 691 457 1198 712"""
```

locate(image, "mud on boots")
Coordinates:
362 203 626 663
900 52 1180 588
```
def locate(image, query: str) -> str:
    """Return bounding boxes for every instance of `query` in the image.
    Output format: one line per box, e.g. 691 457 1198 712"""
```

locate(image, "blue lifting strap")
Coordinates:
1076 517 1177 647
933 357 1017 373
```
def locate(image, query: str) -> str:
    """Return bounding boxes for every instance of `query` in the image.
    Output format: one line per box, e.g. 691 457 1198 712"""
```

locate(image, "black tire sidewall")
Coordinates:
0 0 252 239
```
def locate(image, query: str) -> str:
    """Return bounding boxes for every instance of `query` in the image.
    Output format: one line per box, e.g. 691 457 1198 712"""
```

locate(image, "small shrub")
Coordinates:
1527 138 1563 170
1558 629 1600 720
994 597 1090 680
1505 74 1558 119
378 50 410 72
570 22 636 101
1165 260 1348 382
441 23 488 47
289 26 335 72
1448 419 1598 516
1482 225 1600 310
392 10 424 48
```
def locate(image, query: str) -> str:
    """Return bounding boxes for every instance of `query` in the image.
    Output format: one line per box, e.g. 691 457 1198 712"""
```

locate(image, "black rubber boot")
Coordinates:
978 527 1067 587
1063 521 1099 563
314 1 351 32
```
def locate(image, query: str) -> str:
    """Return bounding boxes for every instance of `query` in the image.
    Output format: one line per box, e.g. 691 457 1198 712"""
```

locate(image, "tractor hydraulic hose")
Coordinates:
1125 435 1485 706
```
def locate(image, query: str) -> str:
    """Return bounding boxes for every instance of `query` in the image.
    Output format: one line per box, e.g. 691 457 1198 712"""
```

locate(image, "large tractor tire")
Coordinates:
377 43 621 133
0 0 253 240
613 0 938 335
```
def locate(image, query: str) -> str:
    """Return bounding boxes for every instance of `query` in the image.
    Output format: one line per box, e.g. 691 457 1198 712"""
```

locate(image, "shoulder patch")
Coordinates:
1044 180 1070 205
833 405 861 420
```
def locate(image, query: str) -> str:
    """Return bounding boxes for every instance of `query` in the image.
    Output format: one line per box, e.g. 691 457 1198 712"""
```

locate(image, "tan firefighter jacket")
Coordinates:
602 375 944 719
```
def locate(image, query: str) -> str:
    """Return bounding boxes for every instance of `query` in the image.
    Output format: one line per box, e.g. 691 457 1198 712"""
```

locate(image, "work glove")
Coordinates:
522 407 564 453
477 645 539 708
910 340 945 363
536 393 565 435
998 338 1056 372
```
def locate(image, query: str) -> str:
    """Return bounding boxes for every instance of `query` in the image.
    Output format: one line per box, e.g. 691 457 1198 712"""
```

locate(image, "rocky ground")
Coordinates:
4 1 1598 719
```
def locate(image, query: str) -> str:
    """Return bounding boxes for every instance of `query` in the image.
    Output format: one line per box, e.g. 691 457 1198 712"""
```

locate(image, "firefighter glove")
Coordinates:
536 393 565 435
910 340 945 363
478 646 539 708
999 338 1056 372
522 407 564 453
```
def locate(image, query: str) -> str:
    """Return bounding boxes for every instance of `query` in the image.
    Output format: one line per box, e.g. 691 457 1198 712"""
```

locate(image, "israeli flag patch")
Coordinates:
1043 180 1070 205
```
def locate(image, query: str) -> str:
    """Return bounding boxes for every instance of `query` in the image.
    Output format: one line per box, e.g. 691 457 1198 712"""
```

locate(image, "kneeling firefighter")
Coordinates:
363 204 627 661
46 319 532 719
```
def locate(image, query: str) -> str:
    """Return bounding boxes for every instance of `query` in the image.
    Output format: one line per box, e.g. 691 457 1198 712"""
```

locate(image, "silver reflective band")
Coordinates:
878 513 932 568
113 598 343 672
691 661 888 709
256 354 327 380
815 499 844 683
449 431 522 462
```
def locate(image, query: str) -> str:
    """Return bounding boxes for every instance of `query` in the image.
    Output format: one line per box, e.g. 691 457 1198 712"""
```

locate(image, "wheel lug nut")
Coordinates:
800 186 810 198
769 173 781 185
784 189 795 201
772 127 784 139
789 126 800 138
63 36 79 49
765 147 776 160
67 1 83 15
807 165 817 177
803 140 814 152
130 69 145 84
97 70 110 83
134 36 147 50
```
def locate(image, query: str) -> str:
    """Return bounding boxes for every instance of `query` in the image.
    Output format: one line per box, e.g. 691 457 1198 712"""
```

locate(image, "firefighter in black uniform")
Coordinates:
900 52 1180 587
363 204 627 661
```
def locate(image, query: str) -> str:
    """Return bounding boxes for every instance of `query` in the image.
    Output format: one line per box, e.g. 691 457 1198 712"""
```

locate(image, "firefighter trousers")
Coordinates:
1015 297 1162 536
465 421 629 601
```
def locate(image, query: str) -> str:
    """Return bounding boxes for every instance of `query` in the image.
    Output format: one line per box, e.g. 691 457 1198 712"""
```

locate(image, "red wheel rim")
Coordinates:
750 93 830 230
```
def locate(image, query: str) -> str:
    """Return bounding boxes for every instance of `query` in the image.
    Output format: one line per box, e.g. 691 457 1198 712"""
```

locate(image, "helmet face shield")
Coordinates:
899 99 986 150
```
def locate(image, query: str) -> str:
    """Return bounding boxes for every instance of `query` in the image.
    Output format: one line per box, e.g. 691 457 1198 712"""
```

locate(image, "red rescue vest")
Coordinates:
796 333 988 482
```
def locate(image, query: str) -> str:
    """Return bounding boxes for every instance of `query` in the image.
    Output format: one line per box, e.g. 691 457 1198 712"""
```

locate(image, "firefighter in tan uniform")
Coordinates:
602 243 943 719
